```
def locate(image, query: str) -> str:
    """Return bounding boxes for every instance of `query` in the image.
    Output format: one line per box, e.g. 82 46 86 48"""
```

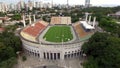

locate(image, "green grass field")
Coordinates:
43 26 73 42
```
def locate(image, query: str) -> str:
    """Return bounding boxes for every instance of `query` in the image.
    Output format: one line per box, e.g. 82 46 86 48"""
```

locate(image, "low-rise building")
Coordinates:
0 27 4 33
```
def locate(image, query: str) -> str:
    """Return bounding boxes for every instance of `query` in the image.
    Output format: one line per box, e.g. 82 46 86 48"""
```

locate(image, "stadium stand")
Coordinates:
21 21 48 42
51 17 61 24
73 22 92 38
51 17 71 24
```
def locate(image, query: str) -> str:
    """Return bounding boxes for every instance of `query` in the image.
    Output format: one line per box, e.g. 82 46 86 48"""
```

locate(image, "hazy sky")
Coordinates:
1 0 120 6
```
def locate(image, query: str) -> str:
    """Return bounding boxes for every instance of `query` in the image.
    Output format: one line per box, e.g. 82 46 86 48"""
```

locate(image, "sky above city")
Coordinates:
1 0 120 7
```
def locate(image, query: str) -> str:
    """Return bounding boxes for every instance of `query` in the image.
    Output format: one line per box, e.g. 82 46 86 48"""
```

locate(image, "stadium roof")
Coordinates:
80 21 95 29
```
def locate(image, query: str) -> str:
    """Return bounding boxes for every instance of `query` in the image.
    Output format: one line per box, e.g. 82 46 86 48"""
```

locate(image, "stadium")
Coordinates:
20 15 96 60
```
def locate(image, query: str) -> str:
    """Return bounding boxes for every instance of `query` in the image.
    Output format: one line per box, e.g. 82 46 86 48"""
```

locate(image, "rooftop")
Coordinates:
80 21 95 29
0 17 9 20
115 11 120 16
0 28 4 32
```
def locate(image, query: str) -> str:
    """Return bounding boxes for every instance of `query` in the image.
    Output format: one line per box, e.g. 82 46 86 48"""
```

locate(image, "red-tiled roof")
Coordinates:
0 28 4 32
0 17 9 20
23 21 46 37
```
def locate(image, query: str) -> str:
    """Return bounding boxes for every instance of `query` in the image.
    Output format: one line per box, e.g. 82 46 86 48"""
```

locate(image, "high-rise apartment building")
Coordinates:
0 2 8 12
28 0 33 10
85 0 90 8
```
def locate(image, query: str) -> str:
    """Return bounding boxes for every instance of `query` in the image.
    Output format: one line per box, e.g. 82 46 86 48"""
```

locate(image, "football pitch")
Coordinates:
43 26 73 42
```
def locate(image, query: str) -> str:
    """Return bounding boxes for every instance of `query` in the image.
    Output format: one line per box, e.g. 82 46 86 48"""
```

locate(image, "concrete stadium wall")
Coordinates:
21 38 83 60
20 32 37 42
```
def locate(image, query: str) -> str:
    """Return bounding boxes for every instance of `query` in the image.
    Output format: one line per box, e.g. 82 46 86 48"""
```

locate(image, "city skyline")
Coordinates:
0 0 120 7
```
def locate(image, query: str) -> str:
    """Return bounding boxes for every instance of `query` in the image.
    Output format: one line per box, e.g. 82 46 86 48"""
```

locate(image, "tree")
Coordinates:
99 16 118 32
0 29 22 68
82 32 120 68
0 57 17 68
0 42 15 62
0 12 6 17
5 25 18 32
22 56 27 61
11 13 21 21
83 56 98 68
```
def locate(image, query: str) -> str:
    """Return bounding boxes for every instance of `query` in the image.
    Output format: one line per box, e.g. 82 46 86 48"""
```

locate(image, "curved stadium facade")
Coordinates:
20 16 94 60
